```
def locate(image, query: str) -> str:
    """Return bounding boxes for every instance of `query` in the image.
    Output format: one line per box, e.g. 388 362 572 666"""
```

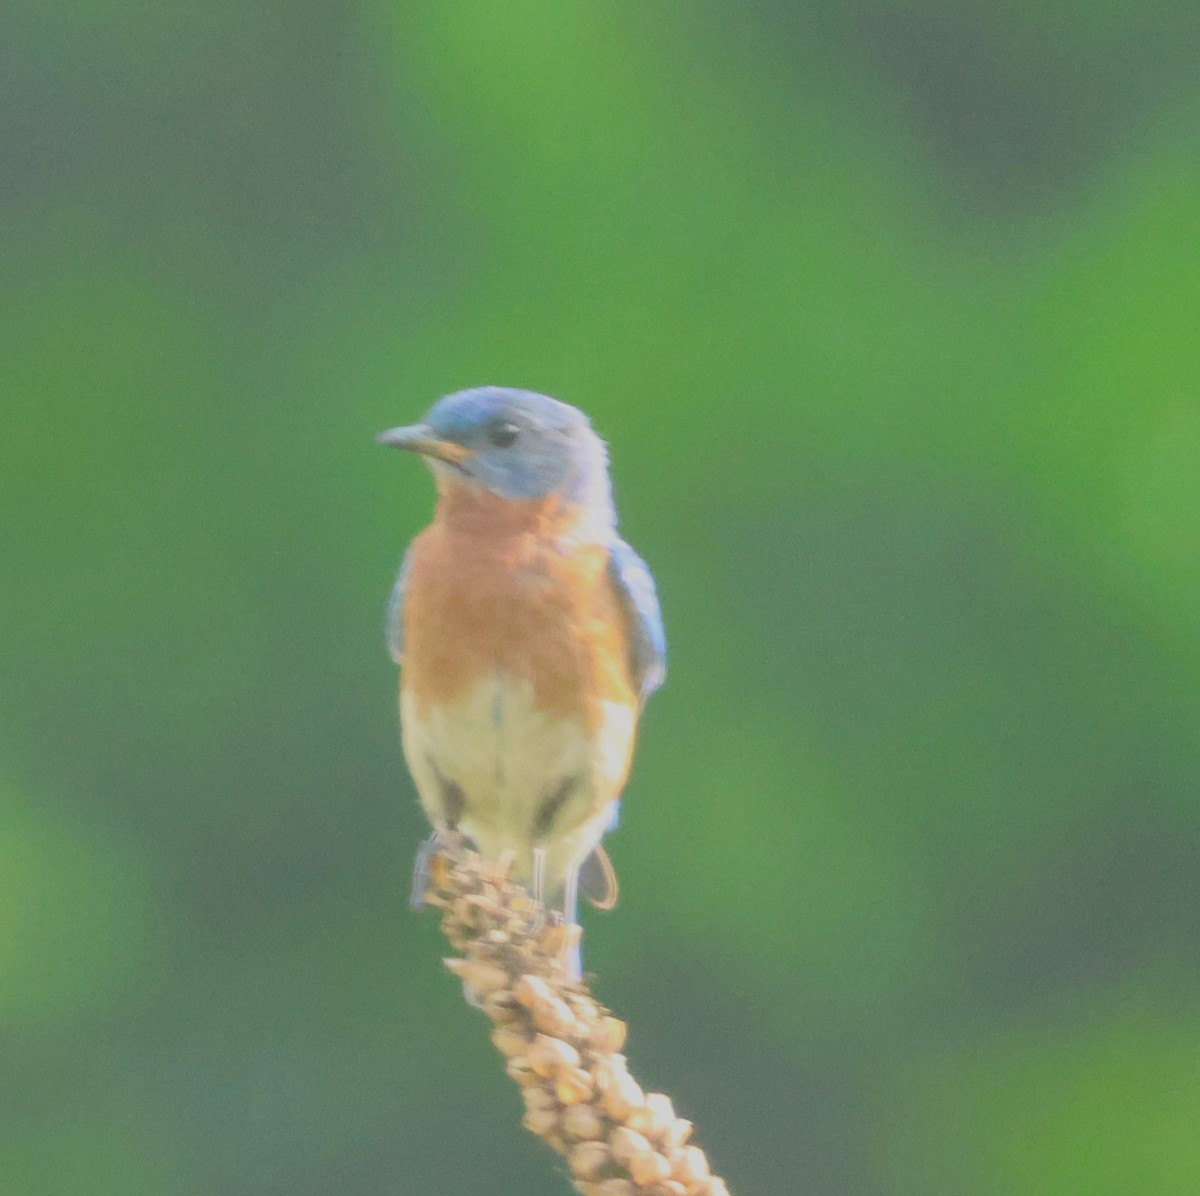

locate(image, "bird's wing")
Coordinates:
386 545 413 664
606 536 666 703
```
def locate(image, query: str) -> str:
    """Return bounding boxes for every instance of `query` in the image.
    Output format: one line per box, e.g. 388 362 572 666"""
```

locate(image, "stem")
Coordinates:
423 842 732 1196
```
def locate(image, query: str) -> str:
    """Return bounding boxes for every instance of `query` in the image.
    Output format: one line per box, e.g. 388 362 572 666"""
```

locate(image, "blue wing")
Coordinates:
386 546 413 664
607 537 666 703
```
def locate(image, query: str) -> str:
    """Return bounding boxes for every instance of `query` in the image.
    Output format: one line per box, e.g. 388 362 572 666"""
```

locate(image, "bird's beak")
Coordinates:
376 424 473 465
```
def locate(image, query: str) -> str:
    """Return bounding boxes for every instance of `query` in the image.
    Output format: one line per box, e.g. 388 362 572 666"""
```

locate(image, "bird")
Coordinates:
379 387 665 975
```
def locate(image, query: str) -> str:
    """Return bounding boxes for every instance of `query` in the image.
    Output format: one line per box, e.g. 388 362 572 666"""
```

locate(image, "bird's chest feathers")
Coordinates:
402 521 634 726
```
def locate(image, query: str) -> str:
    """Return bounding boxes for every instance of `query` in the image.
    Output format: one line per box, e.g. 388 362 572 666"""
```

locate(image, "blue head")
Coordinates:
379 387 614 520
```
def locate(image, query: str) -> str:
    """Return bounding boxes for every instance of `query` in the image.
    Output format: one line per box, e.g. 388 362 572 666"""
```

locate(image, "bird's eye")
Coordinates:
487 420 519 448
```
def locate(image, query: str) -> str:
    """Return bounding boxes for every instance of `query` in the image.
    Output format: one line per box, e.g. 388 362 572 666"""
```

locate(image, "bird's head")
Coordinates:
378 387 613 519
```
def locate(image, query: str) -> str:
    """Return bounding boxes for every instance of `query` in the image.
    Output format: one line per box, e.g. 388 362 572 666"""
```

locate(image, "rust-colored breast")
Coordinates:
402 493 637 730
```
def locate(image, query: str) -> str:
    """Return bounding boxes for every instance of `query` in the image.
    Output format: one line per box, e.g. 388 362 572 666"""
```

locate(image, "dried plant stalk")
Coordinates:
423 839 732 1196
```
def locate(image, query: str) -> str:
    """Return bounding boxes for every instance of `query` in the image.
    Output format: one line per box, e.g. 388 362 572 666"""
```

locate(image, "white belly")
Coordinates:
400 672 634 890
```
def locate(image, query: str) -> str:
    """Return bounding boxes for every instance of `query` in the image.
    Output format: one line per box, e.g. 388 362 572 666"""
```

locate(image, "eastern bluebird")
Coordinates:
379 387 665 974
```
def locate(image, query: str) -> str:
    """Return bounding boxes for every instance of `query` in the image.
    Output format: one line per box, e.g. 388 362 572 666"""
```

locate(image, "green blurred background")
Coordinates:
2 2 1199 1193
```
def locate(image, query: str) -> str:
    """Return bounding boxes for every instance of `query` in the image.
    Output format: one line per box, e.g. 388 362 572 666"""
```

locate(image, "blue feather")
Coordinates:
386 546 413 664
607 537 666 702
